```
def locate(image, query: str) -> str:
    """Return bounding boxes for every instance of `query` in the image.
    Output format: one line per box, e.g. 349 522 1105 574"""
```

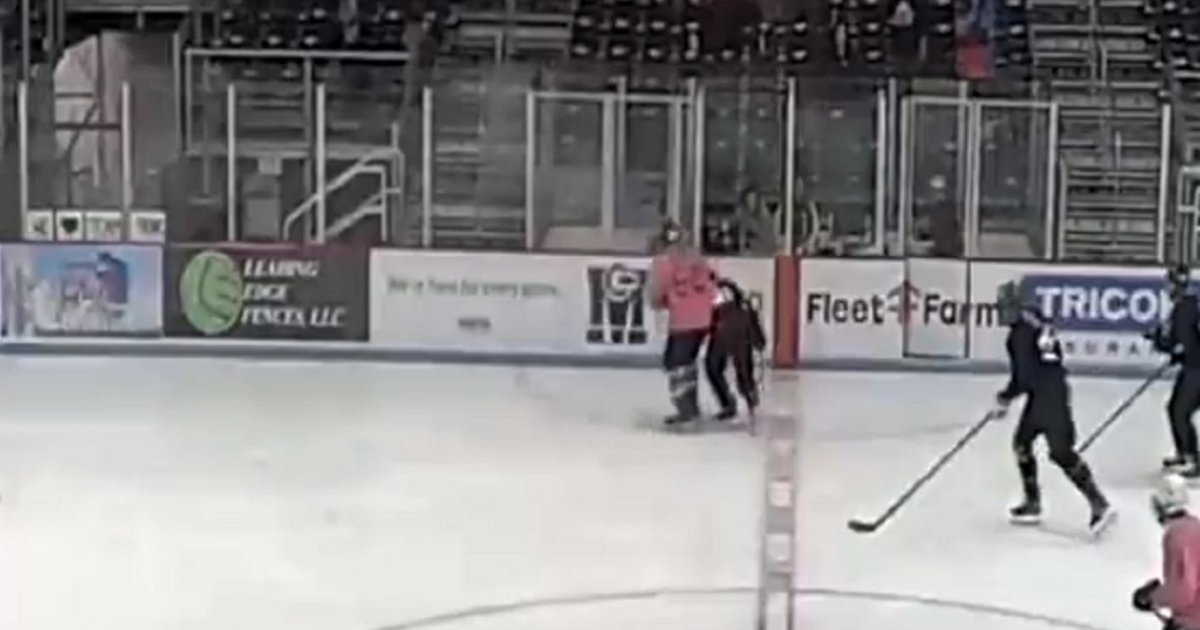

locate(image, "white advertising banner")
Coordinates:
968 263 1168 368
369 251 661 355
902 258 971 359
799 259 905 360
369 251 775 357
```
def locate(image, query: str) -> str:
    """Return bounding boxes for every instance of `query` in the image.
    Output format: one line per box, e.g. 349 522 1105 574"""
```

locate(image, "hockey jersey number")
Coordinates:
1037 327 1063 364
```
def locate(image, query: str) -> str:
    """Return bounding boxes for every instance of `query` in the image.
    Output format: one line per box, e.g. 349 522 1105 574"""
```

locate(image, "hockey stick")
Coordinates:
848 409 998 534
1078 362 1172 453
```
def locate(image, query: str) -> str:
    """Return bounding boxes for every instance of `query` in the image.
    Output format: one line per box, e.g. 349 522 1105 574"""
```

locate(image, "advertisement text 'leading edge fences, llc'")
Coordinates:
164 246 369 341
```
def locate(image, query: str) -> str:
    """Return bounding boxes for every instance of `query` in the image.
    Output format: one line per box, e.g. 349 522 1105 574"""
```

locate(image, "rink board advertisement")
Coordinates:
967 262 1170 367
164 245 369 341
368 252 775 356
798 258 1174 369
369 250 611 354
0 244 163 338
798 258 906 360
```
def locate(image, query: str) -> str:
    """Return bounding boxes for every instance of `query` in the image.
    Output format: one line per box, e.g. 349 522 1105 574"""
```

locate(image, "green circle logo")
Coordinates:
179 250 244 335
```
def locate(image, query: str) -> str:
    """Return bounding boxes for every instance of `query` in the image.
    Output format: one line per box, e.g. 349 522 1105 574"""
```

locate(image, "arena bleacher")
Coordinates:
0 0 1190 261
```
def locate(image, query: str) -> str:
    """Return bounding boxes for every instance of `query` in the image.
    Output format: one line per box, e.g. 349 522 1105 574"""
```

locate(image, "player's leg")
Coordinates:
1010 404 1043 524
731 343 759 413
663 329 707 424
1044 398 1114 531
703 333 737 420
1165 371 1196 473
1177 368 1200 477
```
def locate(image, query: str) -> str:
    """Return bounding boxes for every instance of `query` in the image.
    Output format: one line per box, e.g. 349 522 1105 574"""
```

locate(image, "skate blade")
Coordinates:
1089 510 1118 538
673 418 749 434
631 410 754 435
1009 515 1043 526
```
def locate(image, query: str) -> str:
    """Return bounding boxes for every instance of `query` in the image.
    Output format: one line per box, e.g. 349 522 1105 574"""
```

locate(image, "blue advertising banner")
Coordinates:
1 244 163 338
965 263 1173 367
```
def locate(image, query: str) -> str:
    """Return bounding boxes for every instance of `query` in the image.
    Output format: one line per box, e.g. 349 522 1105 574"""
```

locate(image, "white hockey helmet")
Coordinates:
1152 474 1190 521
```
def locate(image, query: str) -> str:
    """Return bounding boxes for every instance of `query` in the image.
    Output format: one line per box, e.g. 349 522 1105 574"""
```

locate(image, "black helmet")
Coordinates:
996 279 1038 325
1168 264 1191 289
660 217 684 246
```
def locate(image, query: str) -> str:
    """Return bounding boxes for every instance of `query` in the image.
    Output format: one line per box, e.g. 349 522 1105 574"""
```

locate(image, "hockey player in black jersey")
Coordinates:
995 284 1115 534
1147 264 1200 478
704 278 766 421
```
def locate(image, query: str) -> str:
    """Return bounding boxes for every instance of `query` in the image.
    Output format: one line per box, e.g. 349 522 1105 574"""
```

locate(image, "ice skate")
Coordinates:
713 406 737 422
1009 499 1042 525
1179 459 1200 481
1164 455 1191 472
1089 501 1116 536
663 412 696 426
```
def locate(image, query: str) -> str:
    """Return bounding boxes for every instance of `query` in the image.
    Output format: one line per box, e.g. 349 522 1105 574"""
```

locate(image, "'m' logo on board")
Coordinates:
585 264 648 345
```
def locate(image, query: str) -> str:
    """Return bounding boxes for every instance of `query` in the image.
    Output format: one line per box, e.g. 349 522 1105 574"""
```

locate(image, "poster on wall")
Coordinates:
1 244 162 338
164 246 368 341
901 258 975 359
968 263 1169 367
367 251 777 357
583 259 655 348
797 258 906 360
580 256 776 354
370 250 595 353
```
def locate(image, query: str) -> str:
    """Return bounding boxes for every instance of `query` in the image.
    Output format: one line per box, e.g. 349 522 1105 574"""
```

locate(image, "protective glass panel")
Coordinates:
794 79 878 255
35 67 122 214
428 66 530 250
181 55 311 242
232 69 308 243
126 74 180 213
618 98 670 231
699 76 784 256
975 102 1052 260
317 60 404 245
529 92 603 250
904 99 967 257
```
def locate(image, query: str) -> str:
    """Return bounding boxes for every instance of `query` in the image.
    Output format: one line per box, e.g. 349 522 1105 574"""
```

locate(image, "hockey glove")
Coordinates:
990 391 1015 420
1133 579 1162 612
1145 328 1174 355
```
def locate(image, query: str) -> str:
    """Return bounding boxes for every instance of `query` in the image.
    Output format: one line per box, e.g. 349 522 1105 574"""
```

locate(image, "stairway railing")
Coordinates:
281 146 403 242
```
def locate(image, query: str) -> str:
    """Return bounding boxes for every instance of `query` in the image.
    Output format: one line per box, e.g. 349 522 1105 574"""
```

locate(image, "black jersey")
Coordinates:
1157 295 1200 369
1000 309 1067 401
712 279 766 352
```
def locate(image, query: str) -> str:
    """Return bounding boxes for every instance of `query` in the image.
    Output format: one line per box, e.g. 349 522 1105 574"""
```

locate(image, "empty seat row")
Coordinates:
214 0 456 51
569 0 1030 78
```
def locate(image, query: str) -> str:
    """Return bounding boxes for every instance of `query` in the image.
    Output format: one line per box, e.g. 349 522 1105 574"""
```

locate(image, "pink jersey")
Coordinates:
651 251 715 332
1155 515 1200 629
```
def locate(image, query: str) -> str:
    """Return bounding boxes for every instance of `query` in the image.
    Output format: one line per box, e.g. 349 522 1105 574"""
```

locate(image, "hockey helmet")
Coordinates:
1152 473 1190 522
1168 264 1192 293
995 280 1035 325
659 218 685 246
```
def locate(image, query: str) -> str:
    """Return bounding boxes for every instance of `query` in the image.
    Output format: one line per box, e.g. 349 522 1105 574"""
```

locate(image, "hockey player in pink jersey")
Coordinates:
1134 474 1200 630
648 219 716 425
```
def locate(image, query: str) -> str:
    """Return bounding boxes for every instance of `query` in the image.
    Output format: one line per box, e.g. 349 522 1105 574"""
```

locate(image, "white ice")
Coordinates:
0 357 1175 630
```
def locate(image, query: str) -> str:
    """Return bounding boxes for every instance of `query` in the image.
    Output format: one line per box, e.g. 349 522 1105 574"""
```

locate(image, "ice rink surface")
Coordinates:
0 357 1179 630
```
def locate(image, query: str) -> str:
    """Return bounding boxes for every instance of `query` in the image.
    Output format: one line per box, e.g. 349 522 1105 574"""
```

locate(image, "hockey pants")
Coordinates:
704 335 757 412
1012 393 1105 507
1167 368 1200 460
663 329 707 419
